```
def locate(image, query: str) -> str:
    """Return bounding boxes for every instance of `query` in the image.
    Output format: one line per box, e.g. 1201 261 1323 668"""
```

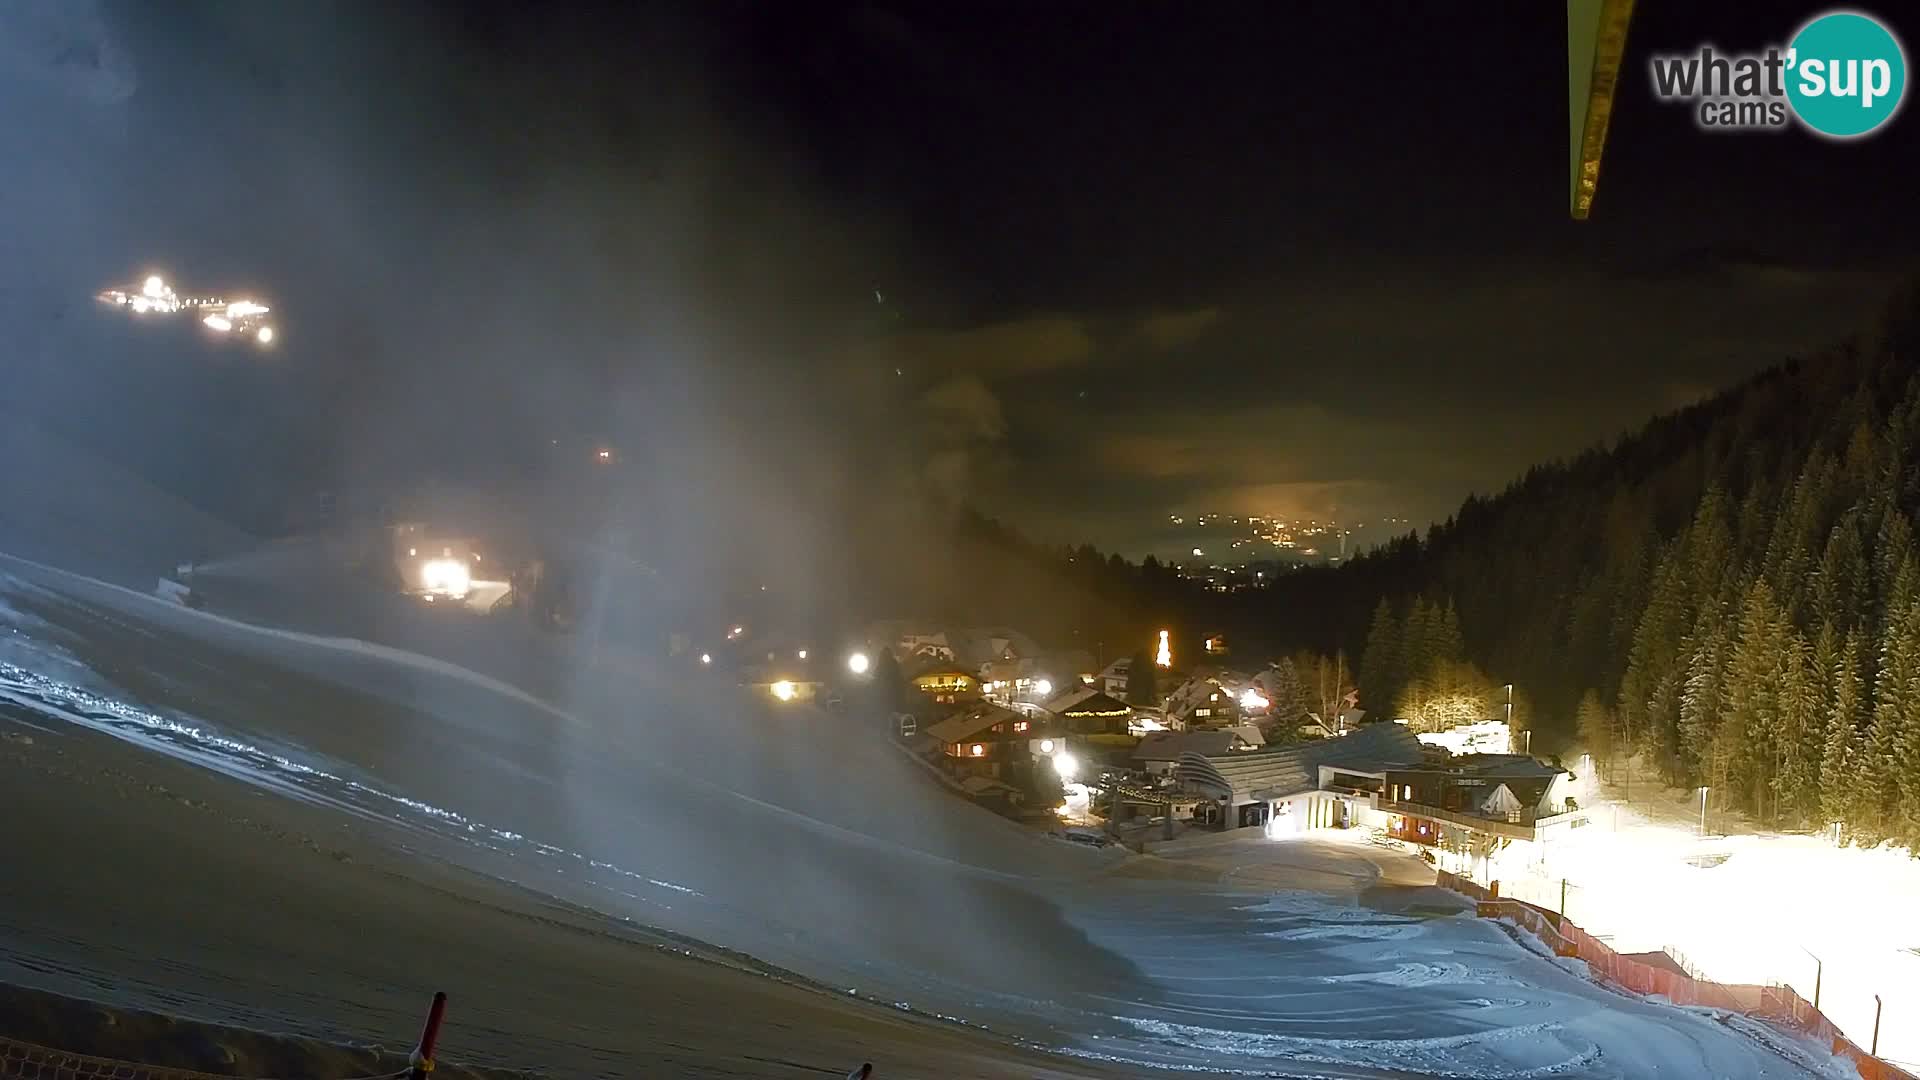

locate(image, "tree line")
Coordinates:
1266 280 1920 848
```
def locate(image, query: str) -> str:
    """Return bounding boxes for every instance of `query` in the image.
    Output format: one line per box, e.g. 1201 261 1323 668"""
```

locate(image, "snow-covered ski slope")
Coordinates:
0 551 1840 1079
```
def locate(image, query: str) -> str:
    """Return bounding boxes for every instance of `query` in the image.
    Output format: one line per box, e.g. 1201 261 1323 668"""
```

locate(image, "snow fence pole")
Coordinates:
410 991 448 1080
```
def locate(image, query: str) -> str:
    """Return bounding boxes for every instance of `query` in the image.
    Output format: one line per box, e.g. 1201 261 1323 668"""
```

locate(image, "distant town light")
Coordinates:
969 743 985 758
1191 547 1204 557
699 653 712 665
255 325 274 345
1052 751 1080 780
1034 679 1053 697
202 314 232 332
797 649 808 660
1240 688 1269 711
142 275 165 298
847 651 871 675
771 680 796 702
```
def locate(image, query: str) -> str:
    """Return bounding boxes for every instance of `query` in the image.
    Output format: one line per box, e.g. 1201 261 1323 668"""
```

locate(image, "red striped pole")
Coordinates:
410 992 447 1079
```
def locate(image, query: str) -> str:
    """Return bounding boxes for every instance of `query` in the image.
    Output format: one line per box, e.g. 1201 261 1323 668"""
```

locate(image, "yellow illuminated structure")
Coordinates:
1568 0 1636 219
1156 630 1172 668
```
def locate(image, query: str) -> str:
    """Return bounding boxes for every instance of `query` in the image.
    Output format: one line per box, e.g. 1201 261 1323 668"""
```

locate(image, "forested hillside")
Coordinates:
1269 280 1920 845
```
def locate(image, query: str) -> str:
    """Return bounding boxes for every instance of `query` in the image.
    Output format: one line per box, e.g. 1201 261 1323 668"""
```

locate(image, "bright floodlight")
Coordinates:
255 326 274 344
771 680 797 702
797 649 808 660
699 653 712 665
227 300 269 318
419 557 470 599
142 275 165 298
1034 679 1053 697
203 314 232 332
1052 751 1080 780
847 651 871 675
1240 688 1269 710
1040 739 1056 754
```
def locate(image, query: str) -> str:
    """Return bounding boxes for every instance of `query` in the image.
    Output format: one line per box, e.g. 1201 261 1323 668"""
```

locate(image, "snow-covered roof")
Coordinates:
1134 729 1260 762
1175 723 1426 803
923 701 1023 744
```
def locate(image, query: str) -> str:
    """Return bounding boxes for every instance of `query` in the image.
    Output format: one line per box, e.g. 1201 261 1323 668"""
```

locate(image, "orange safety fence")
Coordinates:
1433 869 1493 902
1447 881 1914 1080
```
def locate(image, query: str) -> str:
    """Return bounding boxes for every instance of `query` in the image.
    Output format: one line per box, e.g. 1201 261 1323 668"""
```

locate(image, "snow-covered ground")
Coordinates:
1484 765 1920 1072
0 555 1854 1078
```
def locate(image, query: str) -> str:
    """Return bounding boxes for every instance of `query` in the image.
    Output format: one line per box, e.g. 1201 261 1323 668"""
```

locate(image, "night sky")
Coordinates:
4 1 1914 560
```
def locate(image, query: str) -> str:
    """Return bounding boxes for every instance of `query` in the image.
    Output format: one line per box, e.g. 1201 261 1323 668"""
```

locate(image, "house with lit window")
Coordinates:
1163 671 1244 729
1372 754 1576 847
740 659 827 705
1097 657 1134 698
924 700 1068 779
907 658 982 706
1133 727 1264 777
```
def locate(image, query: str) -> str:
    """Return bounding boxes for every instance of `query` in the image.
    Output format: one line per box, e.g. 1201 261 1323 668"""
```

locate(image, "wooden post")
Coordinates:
1872 994 1882 1056
410 992 448 1080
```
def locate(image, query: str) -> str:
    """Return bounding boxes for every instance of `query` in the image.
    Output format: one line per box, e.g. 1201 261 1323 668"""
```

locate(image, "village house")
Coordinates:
1162 670 1246 729
1040 684 1135 737
924 700 1068 780
907 657 983 706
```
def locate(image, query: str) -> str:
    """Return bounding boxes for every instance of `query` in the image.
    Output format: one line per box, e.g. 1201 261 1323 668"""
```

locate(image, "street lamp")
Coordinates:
847 651 871 676
1034 678 1053 698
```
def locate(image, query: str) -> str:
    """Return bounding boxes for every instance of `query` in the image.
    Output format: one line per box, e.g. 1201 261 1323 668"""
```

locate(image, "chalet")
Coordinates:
1374 754 1573 844
1163 671 1244 729
1175 723 1426 830
925 700 1067 779
1097 657 1133 698
907 658 982 706
1041 685 1135 737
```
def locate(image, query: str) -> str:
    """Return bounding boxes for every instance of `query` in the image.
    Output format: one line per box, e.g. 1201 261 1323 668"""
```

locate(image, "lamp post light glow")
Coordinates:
699 653 711 665
1052 751 1080 780
771 680 796 702
847 651 871 676
1033 678 1053 698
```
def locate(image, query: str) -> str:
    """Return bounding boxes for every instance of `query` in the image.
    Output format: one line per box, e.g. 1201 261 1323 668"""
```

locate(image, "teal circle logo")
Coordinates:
1786 11 1907 138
